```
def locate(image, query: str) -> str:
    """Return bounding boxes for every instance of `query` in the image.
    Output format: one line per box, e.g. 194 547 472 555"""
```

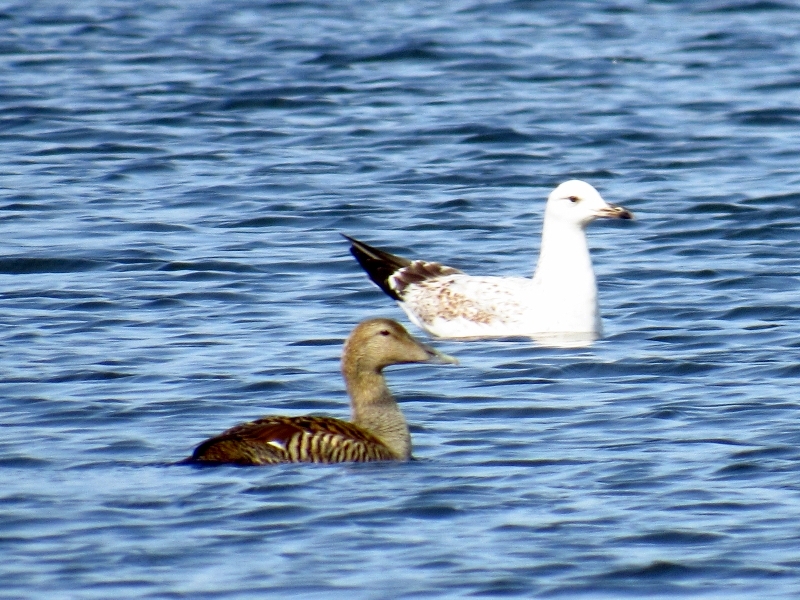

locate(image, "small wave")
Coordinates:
0 257 105 274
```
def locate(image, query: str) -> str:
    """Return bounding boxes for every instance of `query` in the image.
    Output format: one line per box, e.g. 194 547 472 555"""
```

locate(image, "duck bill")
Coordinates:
420 342 459 365
597 204 633 220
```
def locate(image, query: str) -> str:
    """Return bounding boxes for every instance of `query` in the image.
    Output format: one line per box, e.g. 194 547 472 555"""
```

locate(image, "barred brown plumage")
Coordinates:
185 319 457 466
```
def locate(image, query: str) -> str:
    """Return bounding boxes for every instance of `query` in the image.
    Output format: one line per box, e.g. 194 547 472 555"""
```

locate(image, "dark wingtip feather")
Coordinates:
343 234 411 301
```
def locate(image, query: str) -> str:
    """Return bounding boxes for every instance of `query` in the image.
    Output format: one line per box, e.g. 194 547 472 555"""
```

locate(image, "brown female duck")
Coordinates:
186 319 457 465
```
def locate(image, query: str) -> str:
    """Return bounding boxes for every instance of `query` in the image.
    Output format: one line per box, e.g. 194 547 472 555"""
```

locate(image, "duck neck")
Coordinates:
345 367 411 460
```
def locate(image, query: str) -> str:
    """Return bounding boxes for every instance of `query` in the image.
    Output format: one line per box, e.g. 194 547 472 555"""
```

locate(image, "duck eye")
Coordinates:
379 329 391 336
568 196 580 203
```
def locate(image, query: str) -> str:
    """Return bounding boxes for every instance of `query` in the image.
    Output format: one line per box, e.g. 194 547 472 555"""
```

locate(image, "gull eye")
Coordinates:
568 195 580 203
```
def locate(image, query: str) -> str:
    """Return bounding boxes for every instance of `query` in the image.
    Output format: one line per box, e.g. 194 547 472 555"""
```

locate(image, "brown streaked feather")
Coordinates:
188 415 398 465
390 260 461 297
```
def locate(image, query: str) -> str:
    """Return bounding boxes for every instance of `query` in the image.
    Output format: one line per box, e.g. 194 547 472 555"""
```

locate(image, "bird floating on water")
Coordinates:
185 319 457 465
345 180 632 346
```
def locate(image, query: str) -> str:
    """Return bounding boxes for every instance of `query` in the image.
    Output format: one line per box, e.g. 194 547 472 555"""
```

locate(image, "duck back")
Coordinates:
188 415 398 465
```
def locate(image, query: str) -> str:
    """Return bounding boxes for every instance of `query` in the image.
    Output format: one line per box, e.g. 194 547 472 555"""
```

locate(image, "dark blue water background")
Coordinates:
3 1 800 597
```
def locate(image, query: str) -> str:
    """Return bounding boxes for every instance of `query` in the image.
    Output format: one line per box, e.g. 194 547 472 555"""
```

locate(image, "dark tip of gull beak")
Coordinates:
600 205 634 220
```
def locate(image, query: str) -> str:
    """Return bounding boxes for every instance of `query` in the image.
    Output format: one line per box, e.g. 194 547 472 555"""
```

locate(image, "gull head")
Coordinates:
544 180 633 228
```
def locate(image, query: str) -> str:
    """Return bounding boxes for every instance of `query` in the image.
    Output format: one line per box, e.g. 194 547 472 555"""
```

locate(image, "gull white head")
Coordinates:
544 180 633 228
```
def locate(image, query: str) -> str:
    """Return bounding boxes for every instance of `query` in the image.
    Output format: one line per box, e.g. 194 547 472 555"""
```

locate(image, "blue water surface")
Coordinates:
2 0 800 598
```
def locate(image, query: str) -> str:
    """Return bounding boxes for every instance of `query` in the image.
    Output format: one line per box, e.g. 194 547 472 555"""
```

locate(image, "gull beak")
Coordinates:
597 204 633 220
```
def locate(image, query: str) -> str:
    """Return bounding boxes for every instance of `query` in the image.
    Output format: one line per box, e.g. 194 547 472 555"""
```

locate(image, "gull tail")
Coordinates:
343 235 411 301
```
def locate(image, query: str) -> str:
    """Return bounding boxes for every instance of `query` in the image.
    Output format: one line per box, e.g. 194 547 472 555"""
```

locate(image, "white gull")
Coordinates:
344 180 633 346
